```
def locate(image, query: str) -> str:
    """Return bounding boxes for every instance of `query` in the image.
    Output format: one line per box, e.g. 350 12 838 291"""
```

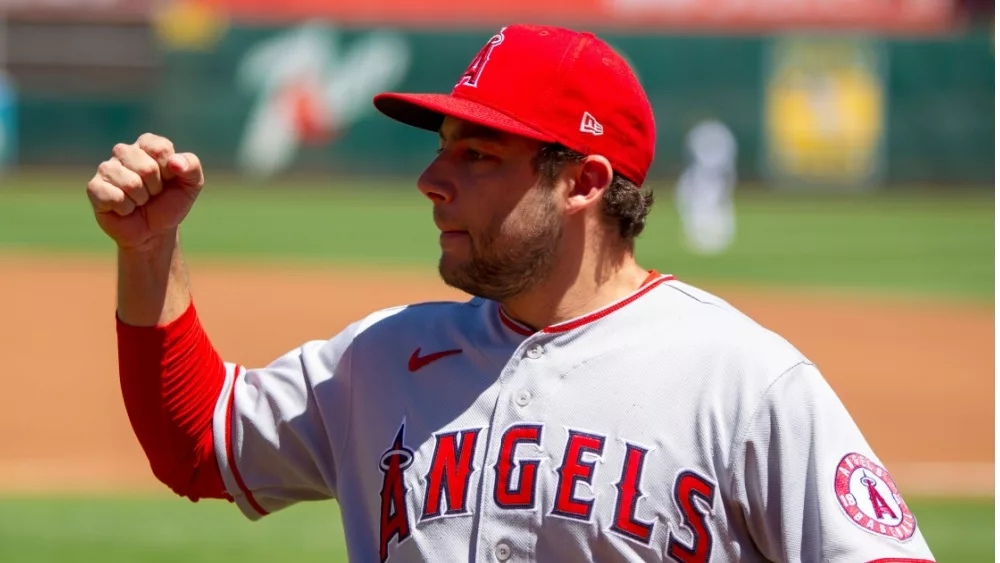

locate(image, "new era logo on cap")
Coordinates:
580 112 604 136
372 24 656 185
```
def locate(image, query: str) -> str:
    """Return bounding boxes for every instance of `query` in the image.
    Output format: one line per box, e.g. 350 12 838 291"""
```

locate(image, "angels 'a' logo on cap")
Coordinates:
455 27 506 89
834 453 917 541
580 112 604 136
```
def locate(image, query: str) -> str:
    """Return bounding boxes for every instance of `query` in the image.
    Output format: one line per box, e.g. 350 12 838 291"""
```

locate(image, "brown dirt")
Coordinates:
0 254 992 497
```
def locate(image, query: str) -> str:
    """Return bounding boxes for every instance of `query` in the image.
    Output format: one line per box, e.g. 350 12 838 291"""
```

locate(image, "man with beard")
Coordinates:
89 24 936 563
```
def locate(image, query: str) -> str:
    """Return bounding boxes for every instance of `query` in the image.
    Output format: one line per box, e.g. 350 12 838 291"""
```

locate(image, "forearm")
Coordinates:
117 228 191 327
115 228 228 500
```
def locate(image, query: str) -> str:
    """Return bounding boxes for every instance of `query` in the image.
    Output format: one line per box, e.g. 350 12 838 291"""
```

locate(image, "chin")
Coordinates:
438 249 468 271
437 255 466 286
436 257 485 298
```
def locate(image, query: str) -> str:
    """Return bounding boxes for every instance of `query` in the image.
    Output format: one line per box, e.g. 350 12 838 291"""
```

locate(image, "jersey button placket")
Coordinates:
525 344 543 360
516 344 542 407
494 542 512 561
477 338 548 562
514 389 532 407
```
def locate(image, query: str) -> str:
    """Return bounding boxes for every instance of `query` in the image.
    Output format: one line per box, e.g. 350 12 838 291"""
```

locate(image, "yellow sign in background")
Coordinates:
764 37 885 189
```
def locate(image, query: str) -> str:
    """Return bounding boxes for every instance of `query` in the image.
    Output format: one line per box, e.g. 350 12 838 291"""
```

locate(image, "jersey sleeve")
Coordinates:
729 361 937 562
211 321 363 520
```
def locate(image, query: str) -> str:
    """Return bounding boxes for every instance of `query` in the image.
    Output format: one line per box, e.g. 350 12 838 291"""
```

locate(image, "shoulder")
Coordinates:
648 278 811 383
339 296 486 347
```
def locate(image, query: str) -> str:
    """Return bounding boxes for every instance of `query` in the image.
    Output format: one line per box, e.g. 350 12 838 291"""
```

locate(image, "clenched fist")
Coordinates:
87 133 205 251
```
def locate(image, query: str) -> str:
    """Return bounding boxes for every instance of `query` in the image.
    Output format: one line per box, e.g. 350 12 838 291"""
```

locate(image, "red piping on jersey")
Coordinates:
497 271 673 335
499 306 535 336
543 274 674 333
225 365 268 516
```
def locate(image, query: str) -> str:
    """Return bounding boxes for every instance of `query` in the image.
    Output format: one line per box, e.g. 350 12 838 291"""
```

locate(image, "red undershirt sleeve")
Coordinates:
116 300 230 502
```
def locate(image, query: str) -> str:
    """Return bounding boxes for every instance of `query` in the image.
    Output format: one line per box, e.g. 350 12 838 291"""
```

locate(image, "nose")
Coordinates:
417 158 455 204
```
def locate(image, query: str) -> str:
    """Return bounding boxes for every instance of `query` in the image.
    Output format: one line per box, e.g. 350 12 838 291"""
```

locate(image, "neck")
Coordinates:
500 253 651 332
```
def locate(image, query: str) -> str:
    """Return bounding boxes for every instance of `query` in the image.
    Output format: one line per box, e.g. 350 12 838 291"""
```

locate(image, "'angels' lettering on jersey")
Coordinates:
377 420 716 562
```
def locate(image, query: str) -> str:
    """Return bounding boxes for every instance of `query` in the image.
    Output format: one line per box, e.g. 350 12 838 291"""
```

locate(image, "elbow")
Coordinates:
119 368 228 501
145 433 229 502
121 382 229 502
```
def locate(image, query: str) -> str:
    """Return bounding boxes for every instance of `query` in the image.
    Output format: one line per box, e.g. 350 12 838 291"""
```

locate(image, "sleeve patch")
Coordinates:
834 453 916 542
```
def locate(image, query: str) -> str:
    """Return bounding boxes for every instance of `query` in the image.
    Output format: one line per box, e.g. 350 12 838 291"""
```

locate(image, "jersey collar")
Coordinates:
498 270 674 337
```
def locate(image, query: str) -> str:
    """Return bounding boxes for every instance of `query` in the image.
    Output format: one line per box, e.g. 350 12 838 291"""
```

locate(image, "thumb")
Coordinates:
166 152 205 189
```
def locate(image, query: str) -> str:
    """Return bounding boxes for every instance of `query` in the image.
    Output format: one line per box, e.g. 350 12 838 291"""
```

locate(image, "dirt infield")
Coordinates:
0 254 992 497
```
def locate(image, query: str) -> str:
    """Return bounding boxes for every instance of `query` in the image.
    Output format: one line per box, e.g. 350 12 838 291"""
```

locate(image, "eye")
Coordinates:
464 148 489 161
435 145 495 162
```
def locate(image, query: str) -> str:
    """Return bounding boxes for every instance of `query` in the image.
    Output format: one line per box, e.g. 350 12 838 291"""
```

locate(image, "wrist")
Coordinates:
118 229 180 257
116 226 189 327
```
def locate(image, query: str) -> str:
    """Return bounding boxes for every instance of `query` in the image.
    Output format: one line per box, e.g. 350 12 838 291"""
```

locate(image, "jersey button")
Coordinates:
525 345 543 359
515 389 532 407
495 542 512 561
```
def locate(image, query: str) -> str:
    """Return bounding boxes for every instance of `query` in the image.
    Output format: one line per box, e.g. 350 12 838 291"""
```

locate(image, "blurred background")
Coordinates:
0 0 994 561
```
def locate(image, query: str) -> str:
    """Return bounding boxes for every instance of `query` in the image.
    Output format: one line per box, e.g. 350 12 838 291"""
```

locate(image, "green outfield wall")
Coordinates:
7 25 993 187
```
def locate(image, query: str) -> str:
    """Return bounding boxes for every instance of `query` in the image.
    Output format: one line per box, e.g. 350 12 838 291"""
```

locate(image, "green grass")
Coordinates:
911 497 997 562
0 174 992 300
0 495 991 561
0 495 344 563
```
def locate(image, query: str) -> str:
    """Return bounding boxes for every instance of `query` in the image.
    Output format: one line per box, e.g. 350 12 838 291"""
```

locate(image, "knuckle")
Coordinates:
97 159 115 177
112 143 130 157
136 163 159 179
138 132 174 156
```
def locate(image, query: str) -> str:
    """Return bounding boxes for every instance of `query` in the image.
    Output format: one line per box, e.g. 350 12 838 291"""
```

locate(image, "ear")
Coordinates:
565 155 613 215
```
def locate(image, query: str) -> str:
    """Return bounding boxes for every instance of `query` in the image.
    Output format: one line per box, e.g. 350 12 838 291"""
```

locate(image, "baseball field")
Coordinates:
0 173 993 561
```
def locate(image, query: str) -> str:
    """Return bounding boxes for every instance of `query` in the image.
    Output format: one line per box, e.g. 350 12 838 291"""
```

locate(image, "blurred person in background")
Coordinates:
675 119 738 255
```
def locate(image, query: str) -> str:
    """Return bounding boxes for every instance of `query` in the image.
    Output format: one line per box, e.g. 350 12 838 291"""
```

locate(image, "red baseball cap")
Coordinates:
372 24 656 185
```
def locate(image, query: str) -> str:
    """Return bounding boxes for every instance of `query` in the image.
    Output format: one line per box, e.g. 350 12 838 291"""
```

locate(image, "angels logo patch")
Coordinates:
834 453 916 541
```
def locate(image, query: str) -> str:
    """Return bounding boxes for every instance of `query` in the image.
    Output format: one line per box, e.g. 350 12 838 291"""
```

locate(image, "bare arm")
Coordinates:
116 229 191 326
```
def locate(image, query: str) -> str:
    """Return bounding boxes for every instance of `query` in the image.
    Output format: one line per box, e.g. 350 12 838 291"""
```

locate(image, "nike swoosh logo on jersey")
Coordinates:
408 348 463 372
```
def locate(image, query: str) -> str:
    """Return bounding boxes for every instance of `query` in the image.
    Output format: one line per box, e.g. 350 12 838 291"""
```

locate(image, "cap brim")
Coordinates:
373 93 555 143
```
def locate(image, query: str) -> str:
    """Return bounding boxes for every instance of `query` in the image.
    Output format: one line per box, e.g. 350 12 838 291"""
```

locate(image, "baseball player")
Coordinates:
87 24 936 562
675 119 738 255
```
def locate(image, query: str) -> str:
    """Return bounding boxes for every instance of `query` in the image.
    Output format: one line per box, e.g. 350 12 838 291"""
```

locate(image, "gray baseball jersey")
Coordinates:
210 274 936 562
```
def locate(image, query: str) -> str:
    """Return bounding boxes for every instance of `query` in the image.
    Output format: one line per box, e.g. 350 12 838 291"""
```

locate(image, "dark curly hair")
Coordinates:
533 144 654 243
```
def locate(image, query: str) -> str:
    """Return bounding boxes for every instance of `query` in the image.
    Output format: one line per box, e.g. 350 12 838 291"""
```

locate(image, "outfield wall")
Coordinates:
3 22 994 187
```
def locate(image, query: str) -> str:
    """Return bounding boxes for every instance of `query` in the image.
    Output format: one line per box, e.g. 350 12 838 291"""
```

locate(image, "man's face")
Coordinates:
418 116 565 302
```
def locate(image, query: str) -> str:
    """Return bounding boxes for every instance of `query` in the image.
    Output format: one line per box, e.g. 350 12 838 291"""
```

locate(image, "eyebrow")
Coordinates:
438 124 508 144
